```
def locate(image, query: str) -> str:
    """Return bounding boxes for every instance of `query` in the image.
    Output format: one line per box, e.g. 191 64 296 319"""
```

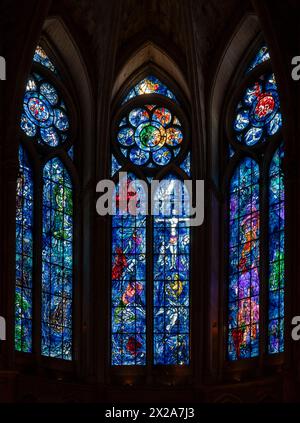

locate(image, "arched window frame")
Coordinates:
222 35 285 374
109 65 193 380
15 38 81 372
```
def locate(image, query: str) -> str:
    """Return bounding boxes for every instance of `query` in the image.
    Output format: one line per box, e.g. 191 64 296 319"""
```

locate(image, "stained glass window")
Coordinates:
116 106 183 167
228 158 260 360
112 76 190 366
153 176 190 365
33 45 57 74
268 144 285 354
111 174 147 365
15 146 34 353
122 75 177 104
233 73 282 146
16 43 74 361
227 44 285 361
247 46 270 73
41 159 73 360
21 73 69 146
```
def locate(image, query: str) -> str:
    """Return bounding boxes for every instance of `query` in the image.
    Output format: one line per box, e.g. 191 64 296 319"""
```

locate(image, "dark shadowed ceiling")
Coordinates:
52 0 251 81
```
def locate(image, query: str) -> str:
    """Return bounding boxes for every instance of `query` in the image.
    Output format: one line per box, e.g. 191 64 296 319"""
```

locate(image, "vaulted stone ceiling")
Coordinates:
54 0 251 80
118 0 250 68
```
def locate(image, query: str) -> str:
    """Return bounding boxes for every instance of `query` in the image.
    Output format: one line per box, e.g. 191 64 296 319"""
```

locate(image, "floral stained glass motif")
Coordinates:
111 174 147 365
41 159 73 360
228 158 260 361
233 73 282 146
153 176 190 365
122 75 177 104
21 73 69 146
247 46 270 73
117 105 183 167
33 45 57 74
268 145 285 354
15 146 34 353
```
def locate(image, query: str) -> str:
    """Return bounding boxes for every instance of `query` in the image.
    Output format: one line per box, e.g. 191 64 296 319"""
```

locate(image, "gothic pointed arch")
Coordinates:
14 16 92 365
110 65 192 369
224 39 285 362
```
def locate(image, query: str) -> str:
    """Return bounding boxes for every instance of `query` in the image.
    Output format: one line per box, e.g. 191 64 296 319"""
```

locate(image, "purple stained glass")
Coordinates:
15 146 34 353
41 158 73 360
228 158 260 361
111 174 147 365
227 44 285 361
233 73 282 146
268 144 285 354
153 176 190 365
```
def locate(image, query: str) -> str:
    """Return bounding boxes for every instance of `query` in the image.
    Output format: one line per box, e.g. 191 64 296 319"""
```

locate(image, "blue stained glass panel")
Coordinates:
268 144 285 354
33 45 57 74
233 73 281 146
111 154 122 177
228 158 260 361
111 174 147 365
15 146 34 353
117 105 182 168
179 152 191 176
122 75 177 104
153 176 190 365
21 73 69 146
247 46 270 73
41 158 73 360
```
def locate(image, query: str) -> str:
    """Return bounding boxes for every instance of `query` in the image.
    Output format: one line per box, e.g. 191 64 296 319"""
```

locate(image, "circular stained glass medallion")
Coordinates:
117 105 183 167
232 73 281 146
21 73 70 147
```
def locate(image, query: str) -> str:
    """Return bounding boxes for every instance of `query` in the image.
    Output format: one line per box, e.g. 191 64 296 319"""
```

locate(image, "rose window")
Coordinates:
233 73 282 146
21 73 69 147
116 105 184 167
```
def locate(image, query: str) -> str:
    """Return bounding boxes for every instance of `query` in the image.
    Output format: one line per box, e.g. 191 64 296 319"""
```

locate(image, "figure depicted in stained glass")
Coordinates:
111 173 147 366
227 45 285 361
238 210 259 273
228 158 260 360
268 145 284 354
156 209 190 270
112 76 190 366
153 177 190 365
16 43 74 361
15 146 34 353
122 75 177 104
42 159 73 360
